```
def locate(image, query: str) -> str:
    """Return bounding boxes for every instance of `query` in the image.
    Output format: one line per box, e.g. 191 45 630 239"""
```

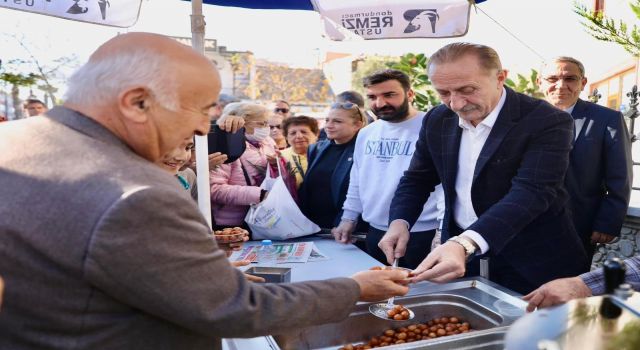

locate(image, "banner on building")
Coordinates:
0 0 142 27
314 0 473 40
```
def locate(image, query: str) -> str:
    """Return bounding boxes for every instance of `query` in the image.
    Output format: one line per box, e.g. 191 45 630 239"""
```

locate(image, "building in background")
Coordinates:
582 0 640 112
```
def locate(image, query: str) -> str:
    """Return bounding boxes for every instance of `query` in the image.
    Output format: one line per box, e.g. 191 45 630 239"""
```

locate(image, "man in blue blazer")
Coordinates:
380 43 589 294
538 57 632 260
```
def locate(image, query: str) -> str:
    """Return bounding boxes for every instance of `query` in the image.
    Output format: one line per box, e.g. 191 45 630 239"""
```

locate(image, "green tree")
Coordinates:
351 55 397 98
389 53 440 110
504 69 544 98
0 71 40 119
574 0 640 56
1 33 79 106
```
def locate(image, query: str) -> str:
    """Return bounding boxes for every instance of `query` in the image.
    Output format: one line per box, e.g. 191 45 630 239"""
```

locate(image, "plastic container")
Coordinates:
213 227 248 244
258 240 278 266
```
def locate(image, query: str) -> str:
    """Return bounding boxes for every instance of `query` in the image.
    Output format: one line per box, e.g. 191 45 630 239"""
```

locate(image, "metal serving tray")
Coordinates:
268 278 526 350
244 266 291 283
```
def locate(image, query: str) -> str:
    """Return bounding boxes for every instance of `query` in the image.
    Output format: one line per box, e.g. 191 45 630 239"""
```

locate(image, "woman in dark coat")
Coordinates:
299 102 367 230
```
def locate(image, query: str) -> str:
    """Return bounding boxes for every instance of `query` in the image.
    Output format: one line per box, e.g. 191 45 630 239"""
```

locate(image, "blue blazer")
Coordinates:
389 88 588 288
299 139 356 227
565 99 632 241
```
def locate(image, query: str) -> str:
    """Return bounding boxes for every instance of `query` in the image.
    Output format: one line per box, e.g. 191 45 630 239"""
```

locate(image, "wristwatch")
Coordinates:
448 236 477 258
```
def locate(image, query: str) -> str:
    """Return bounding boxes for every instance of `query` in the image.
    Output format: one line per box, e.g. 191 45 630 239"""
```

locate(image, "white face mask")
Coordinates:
246 126 270 142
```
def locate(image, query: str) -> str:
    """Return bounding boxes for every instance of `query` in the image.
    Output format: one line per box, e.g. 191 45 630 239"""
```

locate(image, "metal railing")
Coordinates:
590 86 640 191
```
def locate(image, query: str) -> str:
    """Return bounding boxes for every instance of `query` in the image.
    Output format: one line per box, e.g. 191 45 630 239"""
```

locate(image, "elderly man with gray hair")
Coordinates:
537 56 632 261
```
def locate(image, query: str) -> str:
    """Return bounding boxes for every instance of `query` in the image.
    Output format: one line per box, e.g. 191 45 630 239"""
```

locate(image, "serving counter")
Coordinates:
223 237 527 350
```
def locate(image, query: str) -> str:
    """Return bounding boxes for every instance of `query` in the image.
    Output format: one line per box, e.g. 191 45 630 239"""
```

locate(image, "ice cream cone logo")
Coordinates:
98 0 110 20
67 0 89 15
66 0 110 21
403 9 439 34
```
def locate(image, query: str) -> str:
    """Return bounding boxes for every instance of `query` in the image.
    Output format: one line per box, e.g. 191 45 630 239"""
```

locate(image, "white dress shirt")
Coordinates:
454 88 507 254
563 104 583 141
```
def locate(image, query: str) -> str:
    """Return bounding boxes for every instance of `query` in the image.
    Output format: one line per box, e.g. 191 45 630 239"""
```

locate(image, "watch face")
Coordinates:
452 237 474 257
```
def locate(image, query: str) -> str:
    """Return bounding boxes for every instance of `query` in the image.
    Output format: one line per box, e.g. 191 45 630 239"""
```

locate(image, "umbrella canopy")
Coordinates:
200 0 489 40
201 0 315 10
201 0 486 10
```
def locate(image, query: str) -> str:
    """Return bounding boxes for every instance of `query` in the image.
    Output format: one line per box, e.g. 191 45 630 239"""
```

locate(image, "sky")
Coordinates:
0 0 635 91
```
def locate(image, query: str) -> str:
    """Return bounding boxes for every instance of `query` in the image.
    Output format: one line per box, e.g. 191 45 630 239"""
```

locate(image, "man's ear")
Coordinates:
406 88 415 102
119 87 151 123
496 69 507 86
580 77 588 92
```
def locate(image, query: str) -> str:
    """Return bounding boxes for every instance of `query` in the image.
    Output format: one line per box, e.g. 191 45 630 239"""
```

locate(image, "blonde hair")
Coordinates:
221 102 269 123
330 103 368 126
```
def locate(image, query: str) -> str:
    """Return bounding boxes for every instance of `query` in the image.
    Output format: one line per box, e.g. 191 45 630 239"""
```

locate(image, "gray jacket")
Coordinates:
0 107 360 350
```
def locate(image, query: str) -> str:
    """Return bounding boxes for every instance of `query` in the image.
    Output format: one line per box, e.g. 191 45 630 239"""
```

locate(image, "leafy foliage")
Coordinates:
504 69 544 98
574 0 640 56
0 69 41 119
254 63 333 103
389 53 440 110
0 72 40 86
351 55 397 97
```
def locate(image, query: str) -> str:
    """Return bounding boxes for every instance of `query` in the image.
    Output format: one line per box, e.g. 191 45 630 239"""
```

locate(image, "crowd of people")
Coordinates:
1 32 639 349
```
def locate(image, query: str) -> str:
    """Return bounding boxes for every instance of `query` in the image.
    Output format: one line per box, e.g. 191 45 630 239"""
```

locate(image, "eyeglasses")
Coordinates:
269 125 282 130
331 102 359 110
330 102 366 122
274 108 290 114
542 75 582 84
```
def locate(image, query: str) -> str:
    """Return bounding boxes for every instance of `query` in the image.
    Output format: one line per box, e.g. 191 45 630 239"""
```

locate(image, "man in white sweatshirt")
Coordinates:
332 69 444 269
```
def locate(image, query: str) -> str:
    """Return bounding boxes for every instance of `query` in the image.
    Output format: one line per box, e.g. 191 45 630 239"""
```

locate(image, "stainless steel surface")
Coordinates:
612 285 640 317
224 240 524 350
401 329 507 350
244 266 291 283
480 258 490 279
505 292 640 350
271 278 526 350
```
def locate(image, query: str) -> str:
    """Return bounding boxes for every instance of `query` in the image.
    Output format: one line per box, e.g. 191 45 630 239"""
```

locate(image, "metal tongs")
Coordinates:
315 228 366 242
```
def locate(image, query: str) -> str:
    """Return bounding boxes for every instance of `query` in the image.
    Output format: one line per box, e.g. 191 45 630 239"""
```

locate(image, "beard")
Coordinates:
372 95 410 122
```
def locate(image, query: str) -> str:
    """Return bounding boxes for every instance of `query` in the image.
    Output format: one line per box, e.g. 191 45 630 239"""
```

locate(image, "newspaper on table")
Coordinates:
231 241 316 263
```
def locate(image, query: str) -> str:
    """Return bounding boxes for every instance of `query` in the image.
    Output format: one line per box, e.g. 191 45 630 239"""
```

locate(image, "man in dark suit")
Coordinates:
379 43 589 294
538 56 632 260
0 32 409 350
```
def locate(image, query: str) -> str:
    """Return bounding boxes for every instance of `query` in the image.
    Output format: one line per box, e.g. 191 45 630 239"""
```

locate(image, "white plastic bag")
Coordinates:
245 160 319 240
259 163 278 192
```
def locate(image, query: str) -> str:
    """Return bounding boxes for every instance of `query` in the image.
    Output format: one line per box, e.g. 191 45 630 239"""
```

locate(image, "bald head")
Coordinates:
66 32 218 111
91 32 212 73
64 32 221 162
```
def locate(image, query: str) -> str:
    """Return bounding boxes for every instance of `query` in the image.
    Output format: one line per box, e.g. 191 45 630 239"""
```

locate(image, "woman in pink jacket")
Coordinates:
210 102 280 230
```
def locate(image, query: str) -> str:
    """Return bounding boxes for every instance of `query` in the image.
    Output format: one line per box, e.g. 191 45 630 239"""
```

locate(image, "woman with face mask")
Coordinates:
209 102 281 231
